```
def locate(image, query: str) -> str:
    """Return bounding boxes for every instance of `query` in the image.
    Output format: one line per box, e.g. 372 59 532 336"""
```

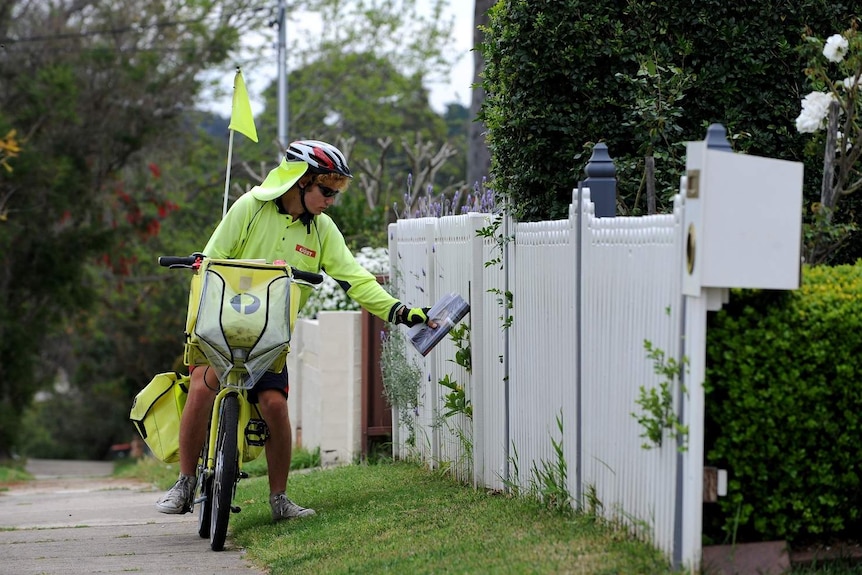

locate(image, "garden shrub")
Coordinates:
704 262 862 544
480 1 853 222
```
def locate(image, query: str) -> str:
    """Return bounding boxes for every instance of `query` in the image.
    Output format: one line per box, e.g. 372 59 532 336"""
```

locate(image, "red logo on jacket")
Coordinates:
296 244 317 258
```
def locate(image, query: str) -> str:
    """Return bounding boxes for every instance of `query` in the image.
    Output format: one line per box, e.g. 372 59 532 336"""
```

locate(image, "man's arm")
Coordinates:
316 216 430 324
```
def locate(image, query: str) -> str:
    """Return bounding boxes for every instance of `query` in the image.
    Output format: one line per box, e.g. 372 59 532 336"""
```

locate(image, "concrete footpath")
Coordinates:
0 459 266 575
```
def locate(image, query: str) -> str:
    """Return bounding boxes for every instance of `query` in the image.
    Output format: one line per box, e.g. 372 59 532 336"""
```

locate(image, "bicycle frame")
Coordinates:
158 254 322 552
202 380 257 474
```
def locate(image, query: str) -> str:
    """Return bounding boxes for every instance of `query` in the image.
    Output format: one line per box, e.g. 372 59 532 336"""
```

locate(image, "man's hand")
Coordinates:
395 305 433 327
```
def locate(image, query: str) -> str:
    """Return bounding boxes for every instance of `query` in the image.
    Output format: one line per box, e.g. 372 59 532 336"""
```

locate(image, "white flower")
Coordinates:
353 246 390 275
841 74 862 90
823 34 849 63
795 91 835 133
836 131 854 153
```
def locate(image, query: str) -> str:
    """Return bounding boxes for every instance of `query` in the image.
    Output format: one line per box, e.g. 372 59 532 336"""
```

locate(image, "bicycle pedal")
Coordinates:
194 495 207 504
230 505 241 513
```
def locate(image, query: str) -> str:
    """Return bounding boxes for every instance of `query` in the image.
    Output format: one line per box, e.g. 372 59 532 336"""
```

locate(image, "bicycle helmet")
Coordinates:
285 140 353 178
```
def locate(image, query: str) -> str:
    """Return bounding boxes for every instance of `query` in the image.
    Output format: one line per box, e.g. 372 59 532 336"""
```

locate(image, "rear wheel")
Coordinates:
210 393 239 551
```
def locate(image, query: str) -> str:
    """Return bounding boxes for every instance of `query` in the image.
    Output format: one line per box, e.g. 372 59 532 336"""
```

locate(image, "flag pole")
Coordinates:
223 66 240 218
224 66 258 218
223 128 235 218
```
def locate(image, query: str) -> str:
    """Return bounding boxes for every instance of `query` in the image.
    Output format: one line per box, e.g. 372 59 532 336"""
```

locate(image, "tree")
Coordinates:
479 1 855 222
0 0 271 458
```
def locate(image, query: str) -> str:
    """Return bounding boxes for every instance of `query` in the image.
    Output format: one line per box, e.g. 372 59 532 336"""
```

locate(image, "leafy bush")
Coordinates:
480 1 854 222
704 263 862 544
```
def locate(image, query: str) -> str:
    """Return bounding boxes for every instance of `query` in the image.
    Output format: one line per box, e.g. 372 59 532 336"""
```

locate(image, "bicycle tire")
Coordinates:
196 442 213 539
210 393 239 551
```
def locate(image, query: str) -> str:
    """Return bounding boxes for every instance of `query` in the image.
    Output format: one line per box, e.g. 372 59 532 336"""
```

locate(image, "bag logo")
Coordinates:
230 293 261 314
296 244 316 258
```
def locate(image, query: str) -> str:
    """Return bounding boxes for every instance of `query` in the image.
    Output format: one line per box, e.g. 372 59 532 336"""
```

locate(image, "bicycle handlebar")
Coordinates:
291 268 324 285
158 255 201 268
158 254 324 285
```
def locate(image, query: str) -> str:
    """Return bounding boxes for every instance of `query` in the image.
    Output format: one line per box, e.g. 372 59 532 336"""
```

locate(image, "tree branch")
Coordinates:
821 100 840 213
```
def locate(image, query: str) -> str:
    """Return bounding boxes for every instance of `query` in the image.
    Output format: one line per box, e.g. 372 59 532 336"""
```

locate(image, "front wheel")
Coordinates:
210 393 239 551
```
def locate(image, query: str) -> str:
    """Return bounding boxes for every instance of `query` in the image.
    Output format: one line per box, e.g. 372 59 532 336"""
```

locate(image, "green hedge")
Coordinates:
704 263 862 544
480 1 853 222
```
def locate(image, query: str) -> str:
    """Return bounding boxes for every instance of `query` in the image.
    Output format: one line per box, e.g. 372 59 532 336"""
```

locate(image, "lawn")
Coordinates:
120 454 675 574
230 461 674 575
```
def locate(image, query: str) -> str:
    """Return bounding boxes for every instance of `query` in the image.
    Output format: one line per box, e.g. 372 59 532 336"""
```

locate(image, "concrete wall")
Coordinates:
287 311 363 466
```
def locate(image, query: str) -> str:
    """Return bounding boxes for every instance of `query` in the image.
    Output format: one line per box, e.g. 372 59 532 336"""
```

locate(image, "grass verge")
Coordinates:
0 460 31 490
112 446 321 490
230 462 673 575
109 455 673 573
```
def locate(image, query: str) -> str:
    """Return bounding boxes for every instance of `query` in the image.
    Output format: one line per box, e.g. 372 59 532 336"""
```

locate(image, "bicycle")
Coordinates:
159 253 322 551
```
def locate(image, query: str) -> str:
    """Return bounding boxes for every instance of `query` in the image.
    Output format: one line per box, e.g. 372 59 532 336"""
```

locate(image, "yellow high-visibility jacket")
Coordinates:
203 191 401 322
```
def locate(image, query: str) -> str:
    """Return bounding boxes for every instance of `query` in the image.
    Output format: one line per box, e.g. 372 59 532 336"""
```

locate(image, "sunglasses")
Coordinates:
317 183 341 198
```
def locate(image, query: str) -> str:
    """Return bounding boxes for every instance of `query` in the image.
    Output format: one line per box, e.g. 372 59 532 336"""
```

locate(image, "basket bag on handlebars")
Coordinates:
184 259 301 385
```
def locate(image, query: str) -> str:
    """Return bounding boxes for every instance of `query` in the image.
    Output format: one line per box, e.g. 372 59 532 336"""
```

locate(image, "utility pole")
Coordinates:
276 0 288 153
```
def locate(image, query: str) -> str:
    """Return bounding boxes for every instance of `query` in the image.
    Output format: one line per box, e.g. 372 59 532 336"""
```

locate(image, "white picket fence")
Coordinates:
388 188 697 567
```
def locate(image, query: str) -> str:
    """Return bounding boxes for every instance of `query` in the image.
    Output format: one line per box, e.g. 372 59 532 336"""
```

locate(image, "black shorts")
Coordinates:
190 365 289 403
248 368 289 403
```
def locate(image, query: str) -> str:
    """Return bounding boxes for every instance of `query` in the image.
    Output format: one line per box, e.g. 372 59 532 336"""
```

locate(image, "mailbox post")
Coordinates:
675 124 803 571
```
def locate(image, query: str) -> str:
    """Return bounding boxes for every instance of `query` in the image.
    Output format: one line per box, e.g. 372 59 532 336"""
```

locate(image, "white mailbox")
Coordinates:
682 141 804 296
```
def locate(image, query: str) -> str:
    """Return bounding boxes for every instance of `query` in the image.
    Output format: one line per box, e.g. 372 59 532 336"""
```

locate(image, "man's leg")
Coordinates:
257 388 292 493
178 366 218 475
155 366 217 513
257 388 314 520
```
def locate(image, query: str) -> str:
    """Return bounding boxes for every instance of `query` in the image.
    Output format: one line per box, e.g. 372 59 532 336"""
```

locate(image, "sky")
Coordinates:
200 1 476 118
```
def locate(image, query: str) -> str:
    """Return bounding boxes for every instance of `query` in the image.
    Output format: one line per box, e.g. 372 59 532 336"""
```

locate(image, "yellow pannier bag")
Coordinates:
129 372 188 463
183 259 301 384
129 371 266 463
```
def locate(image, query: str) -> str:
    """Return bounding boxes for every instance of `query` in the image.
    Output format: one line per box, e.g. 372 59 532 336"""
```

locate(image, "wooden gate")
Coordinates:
360 299 391 457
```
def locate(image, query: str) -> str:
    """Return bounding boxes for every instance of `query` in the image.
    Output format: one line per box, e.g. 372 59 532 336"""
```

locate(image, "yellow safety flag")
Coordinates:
228 68 258 143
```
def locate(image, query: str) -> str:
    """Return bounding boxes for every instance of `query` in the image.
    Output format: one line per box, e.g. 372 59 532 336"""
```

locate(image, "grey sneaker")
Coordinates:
270 492 315 521
155 475 196 514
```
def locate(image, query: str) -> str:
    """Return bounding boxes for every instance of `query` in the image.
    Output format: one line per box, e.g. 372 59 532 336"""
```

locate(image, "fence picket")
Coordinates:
388 189 692 565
